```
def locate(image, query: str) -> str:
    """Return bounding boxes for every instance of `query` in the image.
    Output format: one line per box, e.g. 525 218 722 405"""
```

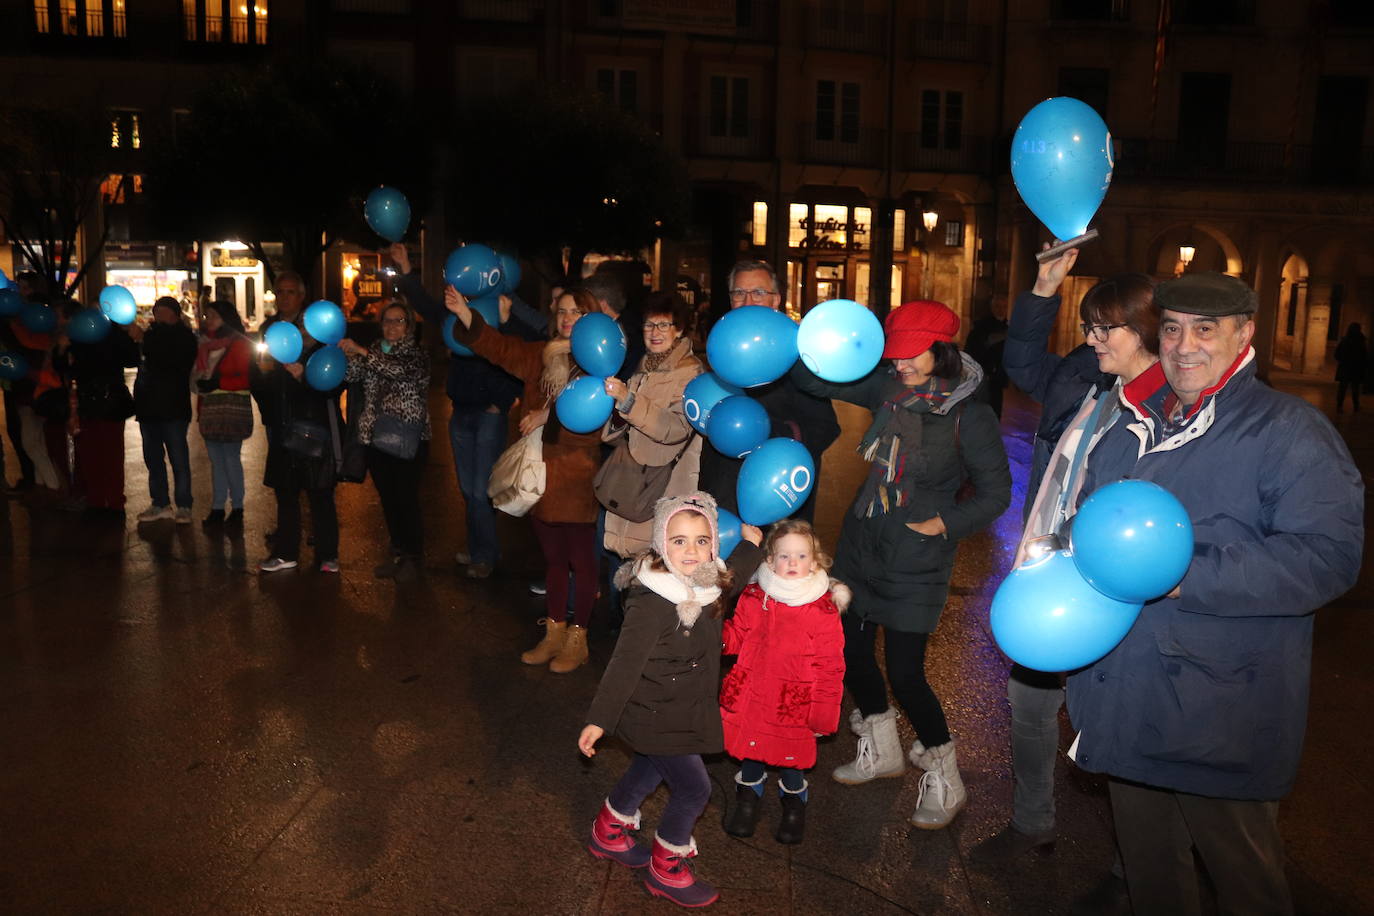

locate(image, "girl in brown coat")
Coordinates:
445 286 603 672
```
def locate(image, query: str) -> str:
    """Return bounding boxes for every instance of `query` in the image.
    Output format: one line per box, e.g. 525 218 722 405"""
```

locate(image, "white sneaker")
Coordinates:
137 505 174 522
174 507 193 525
259 557 299 573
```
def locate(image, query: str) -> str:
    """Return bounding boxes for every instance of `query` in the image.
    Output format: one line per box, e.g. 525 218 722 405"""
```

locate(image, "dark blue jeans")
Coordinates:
140 419 192 509
449 408 506 566
607 753 711 846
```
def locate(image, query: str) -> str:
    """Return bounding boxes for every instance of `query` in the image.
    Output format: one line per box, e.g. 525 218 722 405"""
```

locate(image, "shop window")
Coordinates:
708 75 750 138
110 111 141 150
856 261 903 309
751 201 768 247
944 220 963 247
920 89 962 150
597 68 639 113
816 80 860 143
788 203 809 249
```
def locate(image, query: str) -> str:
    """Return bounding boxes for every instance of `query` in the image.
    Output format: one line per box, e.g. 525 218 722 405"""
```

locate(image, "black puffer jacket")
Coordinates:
134 321 198 422
262 342 344 491
70 326 140 421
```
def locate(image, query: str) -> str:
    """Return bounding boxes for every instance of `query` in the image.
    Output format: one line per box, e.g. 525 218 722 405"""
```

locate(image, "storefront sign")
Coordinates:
211 247 260 269
790 205 870 252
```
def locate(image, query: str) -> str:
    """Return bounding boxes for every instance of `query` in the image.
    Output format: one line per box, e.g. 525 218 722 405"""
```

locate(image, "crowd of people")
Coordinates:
0 250 1363 914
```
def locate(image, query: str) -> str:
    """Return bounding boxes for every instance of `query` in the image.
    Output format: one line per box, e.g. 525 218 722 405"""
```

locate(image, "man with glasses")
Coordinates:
251 271 310 439
699 260 838 523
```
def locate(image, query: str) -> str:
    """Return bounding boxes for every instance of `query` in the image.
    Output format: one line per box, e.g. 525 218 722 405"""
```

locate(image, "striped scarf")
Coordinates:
853 377 956 518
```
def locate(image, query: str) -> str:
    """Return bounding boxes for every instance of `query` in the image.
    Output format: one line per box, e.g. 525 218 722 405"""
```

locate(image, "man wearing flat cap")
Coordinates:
1064 271 1363 915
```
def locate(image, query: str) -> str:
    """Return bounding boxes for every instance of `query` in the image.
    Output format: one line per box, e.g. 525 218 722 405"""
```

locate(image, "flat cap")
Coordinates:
1155 271 1257 317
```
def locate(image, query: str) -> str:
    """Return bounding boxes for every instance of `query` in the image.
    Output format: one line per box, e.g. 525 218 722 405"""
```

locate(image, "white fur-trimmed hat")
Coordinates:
652 491 721 578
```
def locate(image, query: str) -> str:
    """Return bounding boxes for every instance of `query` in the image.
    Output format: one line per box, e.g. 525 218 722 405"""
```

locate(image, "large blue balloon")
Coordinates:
555 374 614 434
682 371 745 435
304 300 346 345
737 437 815 526
0 287 25 317
68 308 111 344
990 549 1142 672
98 285 138 325
20 302 56 333
442 313 474 357
707 395 769 458
1070 479 1194 603
0 350 28 381
469 293 502 327
498 253 522 294
444 244 503 298
570 312 627 378
797 298 885 383
706 305 799 388
717 507 743 560
1010 97 1114 242
364 186 411 242
264 321 303 363
306 345 347 391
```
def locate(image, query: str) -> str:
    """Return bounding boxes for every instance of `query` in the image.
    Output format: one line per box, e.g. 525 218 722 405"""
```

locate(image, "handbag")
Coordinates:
337 383 368 483
487 425 546 517
593 439 675 523
284 418 329 458
80 381 135 421
371 412 423 460
198 391 253 441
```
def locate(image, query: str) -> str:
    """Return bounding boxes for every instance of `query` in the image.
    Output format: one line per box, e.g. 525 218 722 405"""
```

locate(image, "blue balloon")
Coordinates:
469 293 502 327
707 395 769 458
570 312 627 378
498 253 522 294
20 302 56 333
737 437 815 526
706 305 799 388
1010 97 1114 242
990 549 1142 672
442 313 474 357
98 285 138 325
68 308 111 344
444 244 503 298
303 300 346 345
364 186 411 242
797 298 885 383
0 350 29 381
0 267 8 288
717 507 743 560
265 321 303 363
1070 479 1194 603
306 345 347 391
0 287 24 317
682 371 745 435
555 374 614 434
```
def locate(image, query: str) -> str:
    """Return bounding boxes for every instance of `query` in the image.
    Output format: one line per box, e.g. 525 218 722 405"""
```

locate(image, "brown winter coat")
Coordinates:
601 337 705 556
453 312 600 524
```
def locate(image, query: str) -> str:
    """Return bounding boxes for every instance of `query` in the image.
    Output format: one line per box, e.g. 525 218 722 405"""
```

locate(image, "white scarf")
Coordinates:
755 564 830 607
633 557 723 629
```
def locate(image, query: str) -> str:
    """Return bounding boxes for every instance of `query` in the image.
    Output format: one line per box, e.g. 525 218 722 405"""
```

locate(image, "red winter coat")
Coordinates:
720 581 847 769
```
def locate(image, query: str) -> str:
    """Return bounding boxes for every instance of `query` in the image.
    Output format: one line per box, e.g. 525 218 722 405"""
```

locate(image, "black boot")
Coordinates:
775 781 807 845
722 776 765 838
202 509 225 527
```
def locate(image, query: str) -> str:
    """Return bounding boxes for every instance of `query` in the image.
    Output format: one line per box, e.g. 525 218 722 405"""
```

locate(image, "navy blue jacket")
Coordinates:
399 273 522 414
1065 353 1364 800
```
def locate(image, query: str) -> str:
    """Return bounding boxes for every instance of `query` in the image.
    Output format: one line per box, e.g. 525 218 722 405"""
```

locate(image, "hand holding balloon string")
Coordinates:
603 376 629 407
1032 244 1079 297
444 286 471 327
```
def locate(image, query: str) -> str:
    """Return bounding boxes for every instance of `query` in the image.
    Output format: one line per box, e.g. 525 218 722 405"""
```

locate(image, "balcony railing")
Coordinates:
1114 138 1374 185
802 7 888 55
908 19 991 62
901 134 989 173
798 124 884 169
687 118 772 160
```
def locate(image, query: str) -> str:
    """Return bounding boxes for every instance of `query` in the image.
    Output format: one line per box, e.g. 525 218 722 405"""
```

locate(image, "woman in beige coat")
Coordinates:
600 292 704 559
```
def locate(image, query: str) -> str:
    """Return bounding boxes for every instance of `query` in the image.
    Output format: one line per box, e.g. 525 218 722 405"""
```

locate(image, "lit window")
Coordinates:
752 201 768 247
893 209 907 251
182 0 197 39
207 0 223 41
788 203 809 249
33 0 50 33
113 0 125 36
61 0 78 35
231 2 247 42
255 0 268 43
110 117 121 149
814 204 850 247
131 113 140 149
86 0 103 36
110 111 142 150
102 174 126 204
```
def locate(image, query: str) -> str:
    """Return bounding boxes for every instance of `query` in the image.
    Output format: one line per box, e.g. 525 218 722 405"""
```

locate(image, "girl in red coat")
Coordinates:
719 519 848 844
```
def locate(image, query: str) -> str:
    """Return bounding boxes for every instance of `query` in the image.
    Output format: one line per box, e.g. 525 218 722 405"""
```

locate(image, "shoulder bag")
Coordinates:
593 439 676 523
487 425 546 517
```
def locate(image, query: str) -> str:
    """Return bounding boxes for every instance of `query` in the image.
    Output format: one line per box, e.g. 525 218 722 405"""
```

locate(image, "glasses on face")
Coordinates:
642 320 674 332
275 287 303 298
729 288 776 302
1081 322 1127 343
381 316 408 326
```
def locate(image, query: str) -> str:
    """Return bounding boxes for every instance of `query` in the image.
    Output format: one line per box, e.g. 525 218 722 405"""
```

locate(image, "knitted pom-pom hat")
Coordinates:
652 491 722 583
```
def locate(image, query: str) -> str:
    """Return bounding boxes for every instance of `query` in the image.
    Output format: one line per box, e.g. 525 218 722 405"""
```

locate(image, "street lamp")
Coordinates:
1178 244 1196 267
922 210 939 233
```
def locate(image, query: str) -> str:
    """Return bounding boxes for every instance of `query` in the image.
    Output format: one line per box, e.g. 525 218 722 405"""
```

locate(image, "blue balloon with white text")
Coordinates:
98 285 138 325
683 371 745 435
737 437 815 526
796 298 884 382
556 374 614 434
0 350 29 380
1010 97 1114 242
444 244 503 298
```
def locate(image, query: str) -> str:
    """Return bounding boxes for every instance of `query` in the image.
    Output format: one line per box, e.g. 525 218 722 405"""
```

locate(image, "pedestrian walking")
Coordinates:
719 518 847 846
195 300 254 527
132 297 199 523
578 492 763 908
1334 322 1365 413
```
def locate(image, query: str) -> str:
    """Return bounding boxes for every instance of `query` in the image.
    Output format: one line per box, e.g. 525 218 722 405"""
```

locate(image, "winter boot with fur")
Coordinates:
520 617 566 666
722 773 766 838
549 624 589 673
644 835 718 908
832 708 906 785
588 800 650 868
909 740 967 830
774 780 808 845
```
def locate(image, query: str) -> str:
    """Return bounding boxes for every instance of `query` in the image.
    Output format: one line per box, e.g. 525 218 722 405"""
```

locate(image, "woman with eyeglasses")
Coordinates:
971 248 1158 870
338 299 432 583
599 291 704 559
445 284 604 674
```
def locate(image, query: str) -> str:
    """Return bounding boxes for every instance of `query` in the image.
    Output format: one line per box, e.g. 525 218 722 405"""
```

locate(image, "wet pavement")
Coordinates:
1 372 1370 915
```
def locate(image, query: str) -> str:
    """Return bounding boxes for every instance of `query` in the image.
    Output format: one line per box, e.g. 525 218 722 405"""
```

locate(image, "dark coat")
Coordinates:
262 343 343 491
795 359 1012 633
586 543 763 756
1334 331 1367 383
1066 355 1364 800
134 321 198 422
70 326 140 421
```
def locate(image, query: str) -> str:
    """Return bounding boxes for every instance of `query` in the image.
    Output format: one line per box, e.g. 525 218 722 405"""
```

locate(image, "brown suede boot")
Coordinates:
520 618 567 665
549 624 589 673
